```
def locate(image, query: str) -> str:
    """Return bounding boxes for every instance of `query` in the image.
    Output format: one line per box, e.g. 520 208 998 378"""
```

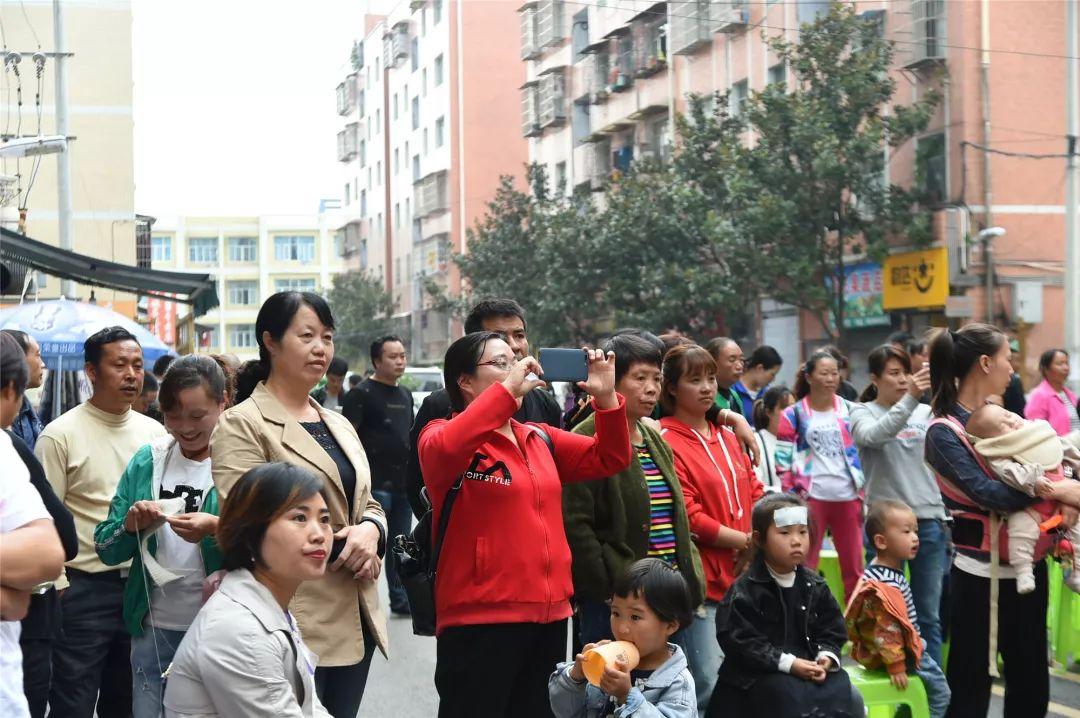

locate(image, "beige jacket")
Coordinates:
210 382 388 665
163 569 331 717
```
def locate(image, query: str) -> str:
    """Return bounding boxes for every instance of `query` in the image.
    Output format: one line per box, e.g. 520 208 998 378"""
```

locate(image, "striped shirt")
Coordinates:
863 563 919 633
637 443 678 567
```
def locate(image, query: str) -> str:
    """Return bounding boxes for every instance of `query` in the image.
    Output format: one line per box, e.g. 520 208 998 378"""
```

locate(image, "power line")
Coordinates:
960 140 1072 160
17 0 41 48
558 0 1080 62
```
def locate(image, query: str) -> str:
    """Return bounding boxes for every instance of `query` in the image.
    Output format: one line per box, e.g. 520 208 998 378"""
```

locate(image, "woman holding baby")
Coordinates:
923 323 1078 718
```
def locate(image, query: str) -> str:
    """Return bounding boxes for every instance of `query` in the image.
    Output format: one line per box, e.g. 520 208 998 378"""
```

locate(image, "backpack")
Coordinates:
392 425 555 636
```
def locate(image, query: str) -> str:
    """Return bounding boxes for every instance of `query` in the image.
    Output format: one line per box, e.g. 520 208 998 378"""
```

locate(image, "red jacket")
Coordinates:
418 382 630 634
660 418 764 601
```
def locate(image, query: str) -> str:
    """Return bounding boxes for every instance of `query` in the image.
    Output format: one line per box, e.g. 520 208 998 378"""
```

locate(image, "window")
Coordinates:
376 108 381 132
228 236 257 262
274 277 317 293
422 69 428 96
395 203 401 228
395 257 401 285
413 154 421 182
394 148 400 175
393 93 399 120
229 324 256 349
555 161 567 191
151 236 172 262
411 38 419 72
435 116 445 147
571 98 590 144
361 189 367 216
359 139 366 166
731 79 748 116
406 197 411 219
344 182 350 205
768 63 785 86
434 0 442 24
571 9 589 61
434 54 444 85
422 7 427 35
188 237 218 264
273 235 316 263
423 128 429 154
916 132 947 204
227 280 259 306
411 97 420 130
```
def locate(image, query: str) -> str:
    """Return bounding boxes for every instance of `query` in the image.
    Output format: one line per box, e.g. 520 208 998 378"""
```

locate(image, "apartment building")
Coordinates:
333 0 527 363
523 0 1076 387
0 0 139 316
150 215 344 360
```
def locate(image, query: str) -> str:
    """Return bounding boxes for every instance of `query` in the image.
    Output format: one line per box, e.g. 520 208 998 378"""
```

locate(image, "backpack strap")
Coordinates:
526 424 556 458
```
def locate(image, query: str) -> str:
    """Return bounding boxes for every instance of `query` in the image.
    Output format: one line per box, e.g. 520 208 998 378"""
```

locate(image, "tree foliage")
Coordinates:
327 270 398 368
435 2 941 349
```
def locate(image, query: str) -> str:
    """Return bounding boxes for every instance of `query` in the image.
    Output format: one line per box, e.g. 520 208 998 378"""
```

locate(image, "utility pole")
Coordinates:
53 0 74 299
980 0 995 324
1065 0 1079 393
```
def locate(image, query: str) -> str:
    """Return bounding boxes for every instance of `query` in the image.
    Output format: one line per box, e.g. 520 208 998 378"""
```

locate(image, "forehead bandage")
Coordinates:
774 506 808 528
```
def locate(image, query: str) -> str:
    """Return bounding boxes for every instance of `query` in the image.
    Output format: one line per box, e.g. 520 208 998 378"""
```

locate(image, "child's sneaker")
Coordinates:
1016 571 1036 594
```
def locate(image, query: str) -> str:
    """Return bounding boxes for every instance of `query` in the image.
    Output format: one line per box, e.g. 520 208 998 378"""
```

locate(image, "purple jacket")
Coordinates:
1024 379 1079 437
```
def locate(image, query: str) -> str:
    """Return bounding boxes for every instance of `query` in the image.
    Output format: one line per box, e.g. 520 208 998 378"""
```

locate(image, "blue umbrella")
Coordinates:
0 299 173 371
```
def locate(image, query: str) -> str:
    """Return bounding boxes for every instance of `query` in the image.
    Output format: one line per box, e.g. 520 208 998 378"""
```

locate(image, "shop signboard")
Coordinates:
883 247 950 310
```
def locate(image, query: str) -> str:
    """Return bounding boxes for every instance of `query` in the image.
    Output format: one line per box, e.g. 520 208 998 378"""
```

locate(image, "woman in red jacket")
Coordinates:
418 331 630 718
659 344 766 713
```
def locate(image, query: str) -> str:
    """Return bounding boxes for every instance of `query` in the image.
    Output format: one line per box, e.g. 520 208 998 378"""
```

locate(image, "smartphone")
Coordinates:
537 348 588 383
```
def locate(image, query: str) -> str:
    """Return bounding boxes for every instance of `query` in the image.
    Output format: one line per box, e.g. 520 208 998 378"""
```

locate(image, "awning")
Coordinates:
1 227 219 315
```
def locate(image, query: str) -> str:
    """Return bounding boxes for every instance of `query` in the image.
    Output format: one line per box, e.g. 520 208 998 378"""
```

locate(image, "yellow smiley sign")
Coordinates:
882 247 950 310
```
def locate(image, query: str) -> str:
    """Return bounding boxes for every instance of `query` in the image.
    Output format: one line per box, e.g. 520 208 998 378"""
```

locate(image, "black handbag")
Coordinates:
392 426 554 636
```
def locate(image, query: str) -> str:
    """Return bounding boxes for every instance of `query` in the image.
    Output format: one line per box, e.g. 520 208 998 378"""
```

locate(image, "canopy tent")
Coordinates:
0 227 219 315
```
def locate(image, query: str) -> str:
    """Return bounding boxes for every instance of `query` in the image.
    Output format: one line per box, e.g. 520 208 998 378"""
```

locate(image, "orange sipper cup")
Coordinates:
582 641 641 687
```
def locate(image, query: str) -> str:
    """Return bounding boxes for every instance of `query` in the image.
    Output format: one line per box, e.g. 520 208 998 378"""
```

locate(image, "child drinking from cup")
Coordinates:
548 558 697 717
707 494 861 718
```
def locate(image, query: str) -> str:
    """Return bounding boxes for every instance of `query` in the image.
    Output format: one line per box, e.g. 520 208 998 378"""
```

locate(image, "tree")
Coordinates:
326 270 398 368
724 3 940 347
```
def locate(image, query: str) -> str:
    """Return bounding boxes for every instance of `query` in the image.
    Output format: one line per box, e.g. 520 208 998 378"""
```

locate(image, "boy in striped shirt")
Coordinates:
864 500 951 718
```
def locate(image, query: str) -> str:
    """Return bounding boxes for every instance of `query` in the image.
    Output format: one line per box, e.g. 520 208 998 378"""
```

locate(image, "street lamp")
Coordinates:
978 226 1006 324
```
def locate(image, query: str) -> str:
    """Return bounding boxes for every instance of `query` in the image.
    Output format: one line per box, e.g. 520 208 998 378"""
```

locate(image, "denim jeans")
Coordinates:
372 489 413 611
864 517 949 666
50 569 131 718
915 645 951 718
673 600 722 717
130 626 186 718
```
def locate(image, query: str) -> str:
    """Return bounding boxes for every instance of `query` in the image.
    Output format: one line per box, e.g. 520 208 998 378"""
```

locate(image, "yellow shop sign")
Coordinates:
883 248 949 310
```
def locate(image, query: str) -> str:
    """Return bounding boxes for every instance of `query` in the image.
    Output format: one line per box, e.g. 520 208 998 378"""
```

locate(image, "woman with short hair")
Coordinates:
1025 348 1080 437
163 463 333 717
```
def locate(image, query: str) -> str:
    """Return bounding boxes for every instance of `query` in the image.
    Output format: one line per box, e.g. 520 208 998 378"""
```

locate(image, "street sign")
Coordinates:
883 247 950 310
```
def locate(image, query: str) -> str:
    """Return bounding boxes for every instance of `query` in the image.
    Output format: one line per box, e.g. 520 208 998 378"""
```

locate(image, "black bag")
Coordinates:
392 425 555 636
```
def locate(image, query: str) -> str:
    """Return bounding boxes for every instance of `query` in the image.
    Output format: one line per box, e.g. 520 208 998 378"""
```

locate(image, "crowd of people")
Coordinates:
2 291 1080 718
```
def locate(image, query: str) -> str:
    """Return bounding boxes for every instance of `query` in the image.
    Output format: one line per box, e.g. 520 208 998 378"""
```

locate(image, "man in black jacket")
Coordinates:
407 299 561 518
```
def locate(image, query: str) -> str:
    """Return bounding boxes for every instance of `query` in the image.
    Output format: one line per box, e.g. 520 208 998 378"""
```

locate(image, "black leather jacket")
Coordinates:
715 555 847 690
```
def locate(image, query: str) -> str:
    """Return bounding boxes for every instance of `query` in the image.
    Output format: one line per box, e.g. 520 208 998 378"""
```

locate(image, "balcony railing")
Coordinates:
538 69 567 128
668 0 711 55
337 123 359 162
414 171 449 217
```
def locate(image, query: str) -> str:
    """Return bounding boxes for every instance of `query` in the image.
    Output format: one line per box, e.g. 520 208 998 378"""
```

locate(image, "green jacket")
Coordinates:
94 436 223 638
564 416 706 606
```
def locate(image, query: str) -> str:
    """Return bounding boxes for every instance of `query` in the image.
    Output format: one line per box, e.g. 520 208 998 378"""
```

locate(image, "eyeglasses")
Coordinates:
477 358 514 372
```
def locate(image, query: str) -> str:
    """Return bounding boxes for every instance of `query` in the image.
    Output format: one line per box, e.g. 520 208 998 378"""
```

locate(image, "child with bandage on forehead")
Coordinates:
705 494 863 718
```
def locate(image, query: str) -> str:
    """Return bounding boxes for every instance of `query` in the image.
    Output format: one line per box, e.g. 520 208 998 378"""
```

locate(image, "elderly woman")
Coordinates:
163 463 333 717
1025 348 1080 438
418 331 630 718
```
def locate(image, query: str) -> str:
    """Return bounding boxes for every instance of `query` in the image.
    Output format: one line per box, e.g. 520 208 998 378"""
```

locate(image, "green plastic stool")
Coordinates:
818 548 846 607
846 664 931 718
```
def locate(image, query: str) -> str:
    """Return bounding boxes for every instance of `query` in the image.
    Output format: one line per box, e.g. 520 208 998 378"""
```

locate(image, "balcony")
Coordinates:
338 220 366 259
521 81 541 137
415 171 449 218
537 68 567 128
392 22 410 65
710 0 748 33
669 0 711 55
336 75 357 116
336 123 359 162
904 0 946 69
519 3 542 60
585 49 611 104
586 139 612 191
632 6 667 77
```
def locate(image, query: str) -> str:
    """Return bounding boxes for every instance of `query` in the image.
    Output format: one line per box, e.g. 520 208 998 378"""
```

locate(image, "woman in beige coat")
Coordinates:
210 291 387 718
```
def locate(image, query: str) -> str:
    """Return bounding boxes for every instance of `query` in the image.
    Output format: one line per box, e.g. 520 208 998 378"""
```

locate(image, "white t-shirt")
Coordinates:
2 431 51 718
1058 391 1080 434
148 450 213 631
805 409 857 501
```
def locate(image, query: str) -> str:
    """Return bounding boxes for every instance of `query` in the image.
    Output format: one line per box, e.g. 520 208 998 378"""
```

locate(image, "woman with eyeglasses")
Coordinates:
416 331 631 718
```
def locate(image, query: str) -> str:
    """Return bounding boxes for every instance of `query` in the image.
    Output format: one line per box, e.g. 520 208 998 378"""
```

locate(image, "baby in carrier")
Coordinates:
966 403 1080 594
